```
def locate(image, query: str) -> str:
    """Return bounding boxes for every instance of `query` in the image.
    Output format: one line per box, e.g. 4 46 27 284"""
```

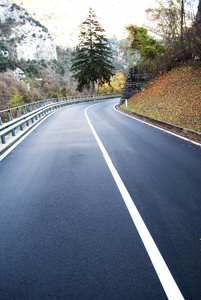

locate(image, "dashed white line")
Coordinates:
85 104 185 300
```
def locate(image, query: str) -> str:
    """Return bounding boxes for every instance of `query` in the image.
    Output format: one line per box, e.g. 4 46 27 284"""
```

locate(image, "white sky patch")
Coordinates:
14 0 200 46
15 0 159 46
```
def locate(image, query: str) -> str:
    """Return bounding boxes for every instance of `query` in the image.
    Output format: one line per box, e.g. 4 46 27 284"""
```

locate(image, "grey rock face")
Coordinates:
0 0 57 61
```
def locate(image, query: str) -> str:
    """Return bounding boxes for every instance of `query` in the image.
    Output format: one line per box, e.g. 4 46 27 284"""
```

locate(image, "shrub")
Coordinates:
10 4 21 11
5 87 24 109
26 64 40 77
0 54 9 72
52 93 58 98
0 41 8 51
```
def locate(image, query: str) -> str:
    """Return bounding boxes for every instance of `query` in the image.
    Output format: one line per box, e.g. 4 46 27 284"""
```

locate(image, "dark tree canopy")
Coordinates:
71 8 114 94
197 0 201 23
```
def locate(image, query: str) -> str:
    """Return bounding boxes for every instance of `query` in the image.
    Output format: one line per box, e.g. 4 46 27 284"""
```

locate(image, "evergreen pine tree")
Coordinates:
71 8 114 95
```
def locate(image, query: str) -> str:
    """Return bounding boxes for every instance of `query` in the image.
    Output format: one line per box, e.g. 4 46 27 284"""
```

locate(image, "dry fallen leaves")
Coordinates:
124 60 201 133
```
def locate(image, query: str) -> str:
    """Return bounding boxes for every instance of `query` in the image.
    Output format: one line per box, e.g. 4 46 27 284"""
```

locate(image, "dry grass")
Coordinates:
121 60 201 132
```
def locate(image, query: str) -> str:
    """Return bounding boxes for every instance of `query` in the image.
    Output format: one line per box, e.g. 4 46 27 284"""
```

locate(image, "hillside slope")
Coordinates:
121 61 201 132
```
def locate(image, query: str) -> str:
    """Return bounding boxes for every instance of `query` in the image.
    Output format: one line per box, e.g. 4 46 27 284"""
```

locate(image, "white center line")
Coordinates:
85 104 185 300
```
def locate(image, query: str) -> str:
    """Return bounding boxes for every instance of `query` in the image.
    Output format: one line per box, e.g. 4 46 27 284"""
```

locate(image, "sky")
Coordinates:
15 0 199 47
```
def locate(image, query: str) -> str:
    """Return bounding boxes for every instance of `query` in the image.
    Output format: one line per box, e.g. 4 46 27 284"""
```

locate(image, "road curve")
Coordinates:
0 99 201 299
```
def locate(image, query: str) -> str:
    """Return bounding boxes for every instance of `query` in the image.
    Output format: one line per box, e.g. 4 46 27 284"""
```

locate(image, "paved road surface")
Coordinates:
0 99 201 299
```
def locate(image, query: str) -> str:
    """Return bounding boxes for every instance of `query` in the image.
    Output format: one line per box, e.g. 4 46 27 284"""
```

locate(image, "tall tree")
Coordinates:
146 0 192 44
196 0 201 23
71 8 114 95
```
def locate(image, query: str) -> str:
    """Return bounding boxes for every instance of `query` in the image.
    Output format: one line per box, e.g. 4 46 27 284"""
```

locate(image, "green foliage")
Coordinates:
0 53 17 72
71 8 114 94
53 47 74 75
124 25 165 60
26 64 40 77
0 21 12 36
8 59 17 70
122 1 200 76
0 53 9 72
41 59 47 67
52 93 59 99
26 17 48 32
134 0 200 75
59 66 65 76
0 41 8 51
59 87 72 97
10 4 21 11
5 87 24 109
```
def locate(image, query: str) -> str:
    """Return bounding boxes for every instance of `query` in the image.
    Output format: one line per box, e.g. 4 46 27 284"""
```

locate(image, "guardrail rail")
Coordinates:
0 93 121 145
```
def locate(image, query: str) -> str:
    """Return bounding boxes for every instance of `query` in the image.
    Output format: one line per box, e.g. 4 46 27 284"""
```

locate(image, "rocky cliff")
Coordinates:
0 0 57 61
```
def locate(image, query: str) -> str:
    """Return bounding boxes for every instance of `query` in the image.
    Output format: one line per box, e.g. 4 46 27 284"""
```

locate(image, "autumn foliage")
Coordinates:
121 61 201 132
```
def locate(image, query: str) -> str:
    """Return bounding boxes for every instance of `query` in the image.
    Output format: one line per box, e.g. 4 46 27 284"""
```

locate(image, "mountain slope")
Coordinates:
120 61 201 132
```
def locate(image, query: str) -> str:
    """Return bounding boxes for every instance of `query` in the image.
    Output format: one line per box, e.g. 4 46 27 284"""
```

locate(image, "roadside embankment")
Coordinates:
120 61 201 140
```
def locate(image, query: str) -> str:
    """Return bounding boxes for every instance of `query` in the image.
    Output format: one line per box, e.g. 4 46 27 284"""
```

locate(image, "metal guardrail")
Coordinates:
0 93 121 144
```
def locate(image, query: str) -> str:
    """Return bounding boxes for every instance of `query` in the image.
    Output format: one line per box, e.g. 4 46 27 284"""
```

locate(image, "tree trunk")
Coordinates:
91 80 95 96
181 0 184 41
180 0 186 56
181 0 185 48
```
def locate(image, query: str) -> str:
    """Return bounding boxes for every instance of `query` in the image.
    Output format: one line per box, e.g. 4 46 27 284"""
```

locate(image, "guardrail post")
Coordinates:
0 134 5 144
29 104 34 123
51 99 54 110
8 110 15 136
48 100 52 111
42 101 47 114
53 99 56 109
39 102 43 116
23 106 29 126
55 99 58 109
0 116 6 144
17 108 23 130
33 103 38 120
48 100 51 110
45 101 48 114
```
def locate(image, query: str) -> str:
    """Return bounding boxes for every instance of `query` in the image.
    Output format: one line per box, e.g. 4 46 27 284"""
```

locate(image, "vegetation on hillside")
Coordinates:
0 46 75 110
120 0 201 133
121 0 201 75
121 61 201 132
0 39 127 110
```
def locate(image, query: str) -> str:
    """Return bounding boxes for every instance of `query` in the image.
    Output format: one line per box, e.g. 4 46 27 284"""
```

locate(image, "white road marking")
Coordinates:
113 104 201 147
0 101 108 162
85 104 185 300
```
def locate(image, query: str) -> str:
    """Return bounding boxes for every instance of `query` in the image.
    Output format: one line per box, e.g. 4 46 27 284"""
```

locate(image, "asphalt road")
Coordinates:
0 99 201 299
